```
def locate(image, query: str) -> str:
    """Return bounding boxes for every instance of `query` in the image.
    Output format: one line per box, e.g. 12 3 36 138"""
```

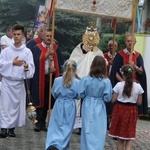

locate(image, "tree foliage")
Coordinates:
0 0 45 31
54 12 93 59
0 1 129 59
99 34 125 53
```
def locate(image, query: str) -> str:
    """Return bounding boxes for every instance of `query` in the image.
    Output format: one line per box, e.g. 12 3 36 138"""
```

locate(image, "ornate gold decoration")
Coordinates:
82 22 100 51
91 0 97 11
24 67 29 72
56 0 133 21
24 62 29 72
26 102 37 124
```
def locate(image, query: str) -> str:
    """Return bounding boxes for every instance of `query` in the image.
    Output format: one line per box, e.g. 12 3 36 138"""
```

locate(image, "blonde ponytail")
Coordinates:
63 60 77 87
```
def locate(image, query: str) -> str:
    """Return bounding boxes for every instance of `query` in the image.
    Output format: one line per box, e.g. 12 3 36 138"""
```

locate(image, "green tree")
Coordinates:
0 0 45 32
54 12 93 59
99 34 125 53
0 1 129 59
54 12 131 59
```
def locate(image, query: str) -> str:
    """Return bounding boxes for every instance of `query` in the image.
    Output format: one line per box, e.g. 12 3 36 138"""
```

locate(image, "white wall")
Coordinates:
143 35 150 107
139 0 149 33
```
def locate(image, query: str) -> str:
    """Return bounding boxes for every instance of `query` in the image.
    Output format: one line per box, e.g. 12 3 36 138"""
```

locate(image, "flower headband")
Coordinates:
120 67 133 75
120 68 124 75
128 68 132 72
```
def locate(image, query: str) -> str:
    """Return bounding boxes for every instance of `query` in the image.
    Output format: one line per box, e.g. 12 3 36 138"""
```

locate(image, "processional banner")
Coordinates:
34 0 54 29
56 0 134 20
34 5 47 29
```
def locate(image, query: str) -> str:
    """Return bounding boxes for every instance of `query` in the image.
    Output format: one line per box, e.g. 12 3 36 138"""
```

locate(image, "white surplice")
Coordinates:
69 43 104 78
0 44 35 128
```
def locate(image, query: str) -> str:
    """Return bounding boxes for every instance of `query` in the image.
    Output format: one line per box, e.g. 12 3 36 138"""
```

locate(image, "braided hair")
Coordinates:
120 64 134 98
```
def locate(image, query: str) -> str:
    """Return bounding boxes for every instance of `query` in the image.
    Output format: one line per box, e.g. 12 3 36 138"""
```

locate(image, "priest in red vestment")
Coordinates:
104 40 118 75
109 33 148 117
26 23 47 50
30 29 59 132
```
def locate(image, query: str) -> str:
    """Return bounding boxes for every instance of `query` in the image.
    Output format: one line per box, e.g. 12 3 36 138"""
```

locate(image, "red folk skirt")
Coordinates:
108 102 138 140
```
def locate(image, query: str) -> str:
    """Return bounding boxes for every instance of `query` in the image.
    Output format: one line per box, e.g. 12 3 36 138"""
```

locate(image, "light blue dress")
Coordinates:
78 76 112 150
46 77 79 150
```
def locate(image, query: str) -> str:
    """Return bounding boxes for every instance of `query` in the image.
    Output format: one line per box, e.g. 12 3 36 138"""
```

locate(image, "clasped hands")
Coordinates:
46 48 55 59
49 66 56 73
129 61 137 69
46 48 56 73
129 61 143 75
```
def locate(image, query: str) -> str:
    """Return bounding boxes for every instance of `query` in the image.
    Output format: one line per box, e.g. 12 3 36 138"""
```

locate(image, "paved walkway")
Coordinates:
0 119 150 150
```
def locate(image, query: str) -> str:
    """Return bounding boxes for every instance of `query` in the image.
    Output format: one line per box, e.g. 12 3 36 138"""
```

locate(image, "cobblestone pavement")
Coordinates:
0 119 150 150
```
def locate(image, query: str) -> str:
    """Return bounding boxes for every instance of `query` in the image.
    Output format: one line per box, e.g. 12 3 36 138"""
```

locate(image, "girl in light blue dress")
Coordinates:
45 60 79 150
78 56 112 150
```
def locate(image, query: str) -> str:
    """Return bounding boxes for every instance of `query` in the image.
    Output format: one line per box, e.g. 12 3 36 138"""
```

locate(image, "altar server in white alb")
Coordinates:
0 24 35 138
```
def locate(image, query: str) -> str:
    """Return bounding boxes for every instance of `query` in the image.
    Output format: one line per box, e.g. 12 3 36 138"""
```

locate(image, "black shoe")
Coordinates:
41 126 47 132
77 128 81 135
0 128 7 138
50 146 58 150
8 128 16 137
34 124 41 132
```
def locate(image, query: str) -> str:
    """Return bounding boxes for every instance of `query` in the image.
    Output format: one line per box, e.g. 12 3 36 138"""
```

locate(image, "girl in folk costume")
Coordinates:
108 64 144 150
45 60 80 150
78 56 112 150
